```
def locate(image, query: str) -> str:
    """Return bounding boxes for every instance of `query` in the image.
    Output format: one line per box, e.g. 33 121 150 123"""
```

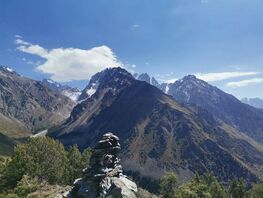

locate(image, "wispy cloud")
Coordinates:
226 78 263 88
131 24 140 30
15 37 123 82
22 57 41 65
166 78 178 84
14 34 22 39
156 72 177 83
195 71 258 82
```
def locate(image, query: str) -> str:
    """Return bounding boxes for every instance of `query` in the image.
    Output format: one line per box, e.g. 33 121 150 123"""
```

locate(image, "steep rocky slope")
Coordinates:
0 66 75 134
50 68 263 186
167 75 263 144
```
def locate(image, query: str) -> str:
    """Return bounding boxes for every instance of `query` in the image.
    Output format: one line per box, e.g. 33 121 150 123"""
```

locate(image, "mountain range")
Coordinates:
241 97 263 109
41 79 81 102
0 66 76 155
134 72 172 94
1 65 263 188
49 67 263 187
167 75 263 144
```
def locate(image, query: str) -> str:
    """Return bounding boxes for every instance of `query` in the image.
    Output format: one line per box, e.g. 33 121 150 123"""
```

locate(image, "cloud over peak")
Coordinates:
226 78 263 88
195 71 258 82
15 37 123 82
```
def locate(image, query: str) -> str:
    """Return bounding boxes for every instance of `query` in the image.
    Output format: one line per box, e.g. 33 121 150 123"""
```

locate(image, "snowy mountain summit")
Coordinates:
41 79 81 102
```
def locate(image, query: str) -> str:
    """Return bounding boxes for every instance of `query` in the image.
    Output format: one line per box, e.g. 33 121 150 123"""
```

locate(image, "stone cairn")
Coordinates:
69 132 138 198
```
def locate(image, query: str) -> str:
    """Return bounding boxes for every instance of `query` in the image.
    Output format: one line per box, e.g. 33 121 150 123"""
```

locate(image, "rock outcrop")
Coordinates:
69 133 138 198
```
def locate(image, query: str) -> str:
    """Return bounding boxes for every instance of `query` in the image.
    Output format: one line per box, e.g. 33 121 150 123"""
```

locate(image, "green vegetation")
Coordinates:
0 136 91 197
178 174 227 198
160 172 177 198
0 133 15 156
160 172 263 198
228 178 246 198
1 136 262 198
248 183 263 198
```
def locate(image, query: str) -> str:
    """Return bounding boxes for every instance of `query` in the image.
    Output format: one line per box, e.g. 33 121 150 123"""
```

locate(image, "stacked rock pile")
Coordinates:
69 132 138 198
87 133 123 178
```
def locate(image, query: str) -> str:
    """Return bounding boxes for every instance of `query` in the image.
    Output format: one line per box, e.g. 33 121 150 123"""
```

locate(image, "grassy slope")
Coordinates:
0 113 30 138
0 113 31 156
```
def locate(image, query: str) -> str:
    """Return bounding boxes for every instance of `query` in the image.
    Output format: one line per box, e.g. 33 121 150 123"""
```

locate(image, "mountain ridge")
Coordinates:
0 66 76 135
241 97 263 109
167 75 263 144
50 67 263 185
41 79 81 102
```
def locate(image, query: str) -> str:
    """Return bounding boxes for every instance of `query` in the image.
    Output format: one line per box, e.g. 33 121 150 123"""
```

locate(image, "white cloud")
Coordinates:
124 64 137 75
22 57 41 65
157 72 179 83
133 24 140 28
14 34 22 38
15 37 123 82
226 78 263 88
195 71 258 82
131 24 140 31
15 38 31 46
166 78 178 84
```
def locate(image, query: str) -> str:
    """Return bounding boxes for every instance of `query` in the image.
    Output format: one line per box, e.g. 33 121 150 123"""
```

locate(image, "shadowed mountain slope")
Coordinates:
168 75 263 144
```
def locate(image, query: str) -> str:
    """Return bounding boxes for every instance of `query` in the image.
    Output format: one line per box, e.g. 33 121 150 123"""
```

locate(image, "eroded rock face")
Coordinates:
69 133 138 198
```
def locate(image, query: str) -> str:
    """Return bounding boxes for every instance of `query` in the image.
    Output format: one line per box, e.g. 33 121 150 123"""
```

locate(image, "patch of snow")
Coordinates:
86 87 96 97
6 67 14 72
62 90 81 102
165 84 170 94
31 129 48 137
47 79 61 88
47 79 55 84
86 82 100 97
77 98 87 103
1 66 14 73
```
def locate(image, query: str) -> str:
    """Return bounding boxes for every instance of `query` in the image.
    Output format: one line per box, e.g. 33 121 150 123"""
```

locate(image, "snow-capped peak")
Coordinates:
44 79 61 88
6 67 13 72
47 79 55 84
41 79 81 102
0 66 14 73
165 84 170 94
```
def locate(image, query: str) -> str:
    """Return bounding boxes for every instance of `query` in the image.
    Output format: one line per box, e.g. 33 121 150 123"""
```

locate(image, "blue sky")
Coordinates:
1 0 263 98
